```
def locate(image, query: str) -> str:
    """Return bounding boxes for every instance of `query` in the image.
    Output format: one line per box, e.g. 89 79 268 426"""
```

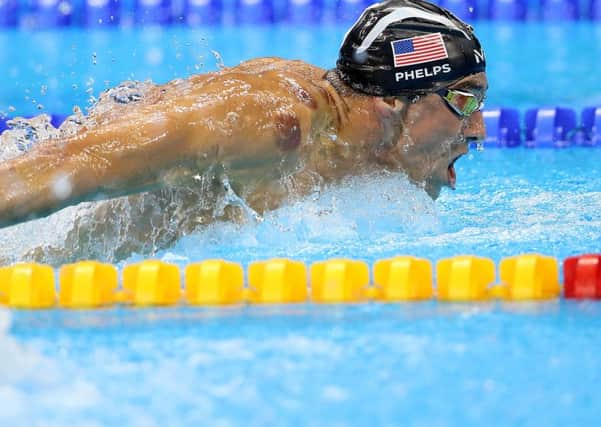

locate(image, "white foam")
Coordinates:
162 172 438 263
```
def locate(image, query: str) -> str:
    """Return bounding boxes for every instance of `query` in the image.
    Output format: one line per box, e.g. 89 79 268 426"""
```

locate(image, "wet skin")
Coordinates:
0 58 487 229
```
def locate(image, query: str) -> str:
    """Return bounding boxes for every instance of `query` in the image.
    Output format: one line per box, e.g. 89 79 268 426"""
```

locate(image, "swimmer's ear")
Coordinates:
375 97 405 120
373 97 406 154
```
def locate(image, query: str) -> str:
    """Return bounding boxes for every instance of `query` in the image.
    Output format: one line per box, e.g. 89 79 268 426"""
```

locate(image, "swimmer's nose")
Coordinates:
463 110 486 142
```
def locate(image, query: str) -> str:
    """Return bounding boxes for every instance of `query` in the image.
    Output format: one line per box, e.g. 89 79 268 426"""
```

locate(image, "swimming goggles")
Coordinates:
436 88 484 118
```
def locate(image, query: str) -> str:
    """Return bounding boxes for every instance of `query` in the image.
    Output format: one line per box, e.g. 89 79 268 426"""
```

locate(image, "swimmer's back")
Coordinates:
179 57 334 114
190 57 327 87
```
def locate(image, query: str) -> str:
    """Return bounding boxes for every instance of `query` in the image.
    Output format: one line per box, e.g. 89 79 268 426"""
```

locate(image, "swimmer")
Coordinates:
0 0 487 259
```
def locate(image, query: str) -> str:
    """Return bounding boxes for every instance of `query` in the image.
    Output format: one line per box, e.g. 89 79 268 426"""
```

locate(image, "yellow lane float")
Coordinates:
373 256 433 301
122 260 181 306
59 261 118 308
310 259 370 303
436 256 496 302
248 259 307 304
498 254 560 301
0 263 55 309
185 260 244 305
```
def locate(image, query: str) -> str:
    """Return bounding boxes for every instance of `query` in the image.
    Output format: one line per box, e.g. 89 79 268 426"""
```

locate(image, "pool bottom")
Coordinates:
3 302 601 426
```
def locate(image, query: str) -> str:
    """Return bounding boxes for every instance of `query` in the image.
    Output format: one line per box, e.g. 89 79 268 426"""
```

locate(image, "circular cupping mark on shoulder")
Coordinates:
276 113 301 151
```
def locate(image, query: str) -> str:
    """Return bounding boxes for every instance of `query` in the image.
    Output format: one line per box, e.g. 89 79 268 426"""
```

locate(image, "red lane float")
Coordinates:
564 255 601 300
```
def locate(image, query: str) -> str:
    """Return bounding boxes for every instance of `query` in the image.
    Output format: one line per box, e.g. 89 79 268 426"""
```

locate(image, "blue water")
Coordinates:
5 302 601 426
1 22 601 117
1 21 601 426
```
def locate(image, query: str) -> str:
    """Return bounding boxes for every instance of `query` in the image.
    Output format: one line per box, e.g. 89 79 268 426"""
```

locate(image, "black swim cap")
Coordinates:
336 0 486 96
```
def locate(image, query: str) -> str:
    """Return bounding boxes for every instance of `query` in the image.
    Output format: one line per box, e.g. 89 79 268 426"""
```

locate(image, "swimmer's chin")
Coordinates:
425 183 441 200
426 179 460 199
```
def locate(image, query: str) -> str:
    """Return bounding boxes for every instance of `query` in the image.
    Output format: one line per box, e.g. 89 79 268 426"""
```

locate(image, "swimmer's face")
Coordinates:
396 72 488 199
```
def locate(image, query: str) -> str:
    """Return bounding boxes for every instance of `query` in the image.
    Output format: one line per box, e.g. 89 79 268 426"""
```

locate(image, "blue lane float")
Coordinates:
525 107 577 148
483 108 521 147
135 0 173 25
235 0 274 24
3 0 601 27
591 0 601 19
84 0 120 27
540 0 579 20
582 107 601 146
438 0 478 21
334 0 367 23
185 0 223 26
286 0 324 25
487 0 527 20
0 0 18 27
50 114 68 129
31 0 74 28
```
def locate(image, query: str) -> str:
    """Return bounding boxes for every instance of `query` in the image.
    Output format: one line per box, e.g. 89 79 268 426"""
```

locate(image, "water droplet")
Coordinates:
72 83 79 90
37 104 44 111
211 50 225 70
476 141 485 152
40 85 48 96
8 106 15 112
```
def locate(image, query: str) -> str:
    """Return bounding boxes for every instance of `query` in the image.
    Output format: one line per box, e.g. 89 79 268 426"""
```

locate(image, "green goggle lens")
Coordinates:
437 88 483 117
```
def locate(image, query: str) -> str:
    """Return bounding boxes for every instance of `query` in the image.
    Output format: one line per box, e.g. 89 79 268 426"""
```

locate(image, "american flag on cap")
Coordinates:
391 33 449 68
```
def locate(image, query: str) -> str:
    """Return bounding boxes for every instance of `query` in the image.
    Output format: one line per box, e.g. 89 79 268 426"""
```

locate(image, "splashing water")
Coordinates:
151 172 437 267
103 80 152 105
0 115 59 161
211 50 225 70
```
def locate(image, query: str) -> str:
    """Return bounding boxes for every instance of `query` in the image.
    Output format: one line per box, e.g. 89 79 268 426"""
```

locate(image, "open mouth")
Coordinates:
447 155 463 190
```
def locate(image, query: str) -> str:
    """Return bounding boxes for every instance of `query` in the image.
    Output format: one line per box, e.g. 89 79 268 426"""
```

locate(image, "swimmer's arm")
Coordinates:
0 109 211 228
0 88 311 228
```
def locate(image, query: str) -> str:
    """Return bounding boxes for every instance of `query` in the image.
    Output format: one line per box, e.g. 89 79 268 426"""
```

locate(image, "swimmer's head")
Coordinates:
336 0 486 96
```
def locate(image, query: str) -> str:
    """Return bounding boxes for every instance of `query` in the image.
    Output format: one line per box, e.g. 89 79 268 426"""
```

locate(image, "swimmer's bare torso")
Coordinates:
0 58 401 231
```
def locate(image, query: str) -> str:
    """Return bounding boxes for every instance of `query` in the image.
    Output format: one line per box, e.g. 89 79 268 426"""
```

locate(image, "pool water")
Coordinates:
1 22 601 116
1 21 601 427
5 302 601 426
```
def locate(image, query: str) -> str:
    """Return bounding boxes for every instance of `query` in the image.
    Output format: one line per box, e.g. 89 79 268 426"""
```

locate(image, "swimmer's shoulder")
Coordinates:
233 57 326 80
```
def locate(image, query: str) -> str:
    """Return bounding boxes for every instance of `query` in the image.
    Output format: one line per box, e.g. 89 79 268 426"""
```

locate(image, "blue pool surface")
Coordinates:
1 22 601 117
4 302 601 426
1 20 601 427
